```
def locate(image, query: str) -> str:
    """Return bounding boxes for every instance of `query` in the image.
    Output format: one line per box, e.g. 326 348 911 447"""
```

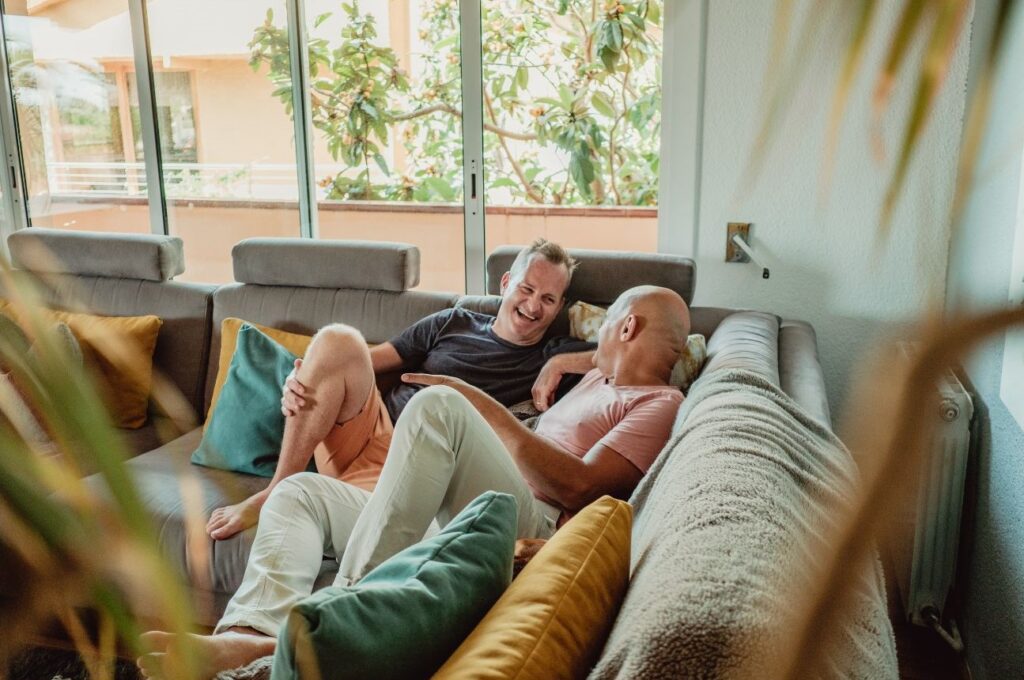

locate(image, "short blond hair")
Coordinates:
508 238 579 290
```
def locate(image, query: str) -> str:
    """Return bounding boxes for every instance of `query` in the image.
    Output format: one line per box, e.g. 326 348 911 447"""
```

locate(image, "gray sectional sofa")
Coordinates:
4 229 896 677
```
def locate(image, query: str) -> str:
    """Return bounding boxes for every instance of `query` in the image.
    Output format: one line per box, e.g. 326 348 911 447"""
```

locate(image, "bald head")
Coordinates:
609 285 689 345
596 286 691 383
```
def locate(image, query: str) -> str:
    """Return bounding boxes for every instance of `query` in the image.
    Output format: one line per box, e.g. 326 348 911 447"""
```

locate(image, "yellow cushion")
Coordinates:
568 300 706 390
0 300 162 429
206 318 314 424
434 496 632 680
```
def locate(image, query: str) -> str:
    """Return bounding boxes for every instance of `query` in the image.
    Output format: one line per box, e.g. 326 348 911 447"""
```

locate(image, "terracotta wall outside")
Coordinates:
32 202 657 292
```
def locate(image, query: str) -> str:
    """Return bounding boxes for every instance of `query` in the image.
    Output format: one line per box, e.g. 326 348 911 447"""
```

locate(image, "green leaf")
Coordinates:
360 100 379 119
647 1 662 26
569 156 594 200
489 177 519 190
591 91 615 118
424 176 456 201
557 0 569 15
314 12 332 28
516 66 529 90
558 84 574 109
600 46 619 72
608 20 624 51
373 152 389 175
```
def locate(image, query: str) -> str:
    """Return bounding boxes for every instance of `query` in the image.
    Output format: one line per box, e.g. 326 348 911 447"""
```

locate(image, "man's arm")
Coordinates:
403 374 641 513
370 342 404 373
531 350 596 412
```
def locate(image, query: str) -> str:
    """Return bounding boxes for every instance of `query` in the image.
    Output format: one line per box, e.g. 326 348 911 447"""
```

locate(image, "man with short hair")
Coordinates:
206 238 592 540
140 286 689 680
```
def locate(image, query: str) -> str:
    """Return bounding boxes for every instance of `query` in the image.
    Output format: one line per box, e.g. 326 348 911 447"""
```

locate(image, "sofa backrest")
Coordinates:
3 228 215 420
485 245 696 306
204 238 457 414
461 247 697 338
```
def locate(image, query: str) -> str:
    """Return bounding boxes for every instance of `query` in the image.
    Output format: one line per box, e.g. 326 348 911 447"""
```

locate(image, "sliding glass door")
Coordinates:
301 0 468 292
480 1 662 256
145 0 305 283
0 0 670 290
2 0 155 234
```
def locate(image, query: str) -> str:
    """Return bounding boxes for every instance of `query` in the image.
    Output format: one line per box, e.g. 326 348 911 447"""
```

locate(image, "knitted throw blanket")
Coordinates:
590 368 898 679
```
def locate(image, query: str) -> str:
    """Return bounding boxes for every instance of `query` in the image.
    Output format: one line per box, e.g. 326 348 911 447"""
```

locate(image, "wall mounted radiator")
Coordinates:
889 344 974 651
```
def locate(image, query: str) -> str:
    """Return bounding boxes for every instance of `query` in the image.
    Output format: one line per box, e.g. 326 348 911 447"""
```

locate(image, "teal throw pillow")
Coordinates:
271 491 518 680
192 324 294 476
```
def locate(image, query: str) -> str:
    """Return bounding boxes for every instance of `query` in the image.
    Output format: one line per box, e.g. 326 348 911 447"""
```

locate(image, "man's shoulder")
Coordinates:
442 306 496 329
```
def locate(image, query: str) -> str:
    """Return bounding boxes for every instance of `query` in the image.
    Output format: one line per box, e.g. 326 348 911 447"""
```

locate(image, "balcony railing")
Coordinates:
46 161 329 201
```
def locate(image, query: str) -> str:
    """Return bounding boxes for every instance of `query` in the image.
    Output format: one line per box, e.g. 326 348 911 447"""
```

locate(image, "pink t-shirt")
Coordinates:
534 368 683 481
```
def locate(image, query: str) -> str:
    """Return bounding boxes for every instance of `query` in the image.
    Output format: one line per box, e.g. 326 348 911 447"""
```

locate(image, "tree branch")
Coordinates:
484 91 544 203
390 103 538 141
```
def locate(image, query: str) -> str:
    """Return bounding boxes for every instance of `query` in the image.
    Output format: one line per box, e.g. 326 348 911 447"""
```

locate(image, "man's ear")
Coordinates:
620 314 638 342
500 271 511 294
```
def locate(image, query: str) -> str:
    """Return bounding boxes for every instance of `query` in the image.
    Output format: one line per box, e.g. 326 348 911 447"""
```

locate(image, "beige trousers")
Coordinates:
217 385 559 636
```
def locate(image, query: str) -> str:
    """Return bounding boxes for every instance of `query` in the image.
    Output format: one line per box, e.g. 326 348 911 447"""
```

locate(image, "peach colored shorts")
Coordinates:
312 386 393 492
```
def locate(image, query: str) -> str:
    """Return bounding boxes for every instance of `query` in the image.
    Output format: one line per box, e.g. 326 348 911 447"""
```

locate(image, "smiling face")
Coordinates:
492 255 571 346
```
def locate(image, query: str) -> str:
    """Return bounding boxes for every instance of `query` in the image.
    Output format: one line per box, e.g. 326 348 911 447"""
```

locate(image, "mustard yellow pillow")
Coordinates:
0 300 161 429
434 495 632 680
207 318 314 424
568 300 706 390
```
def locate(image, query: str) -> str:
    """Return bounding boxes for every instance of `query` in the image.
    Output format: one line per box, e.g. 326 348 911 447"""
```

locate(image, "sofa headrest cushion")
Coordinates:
8 228 185 282
486 246 695 306
232 238 420 291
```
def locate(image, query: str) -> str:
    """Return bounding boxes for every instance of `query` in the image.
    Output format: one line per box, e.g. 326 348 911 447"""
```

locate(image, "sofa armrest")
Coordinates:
779 320 831 428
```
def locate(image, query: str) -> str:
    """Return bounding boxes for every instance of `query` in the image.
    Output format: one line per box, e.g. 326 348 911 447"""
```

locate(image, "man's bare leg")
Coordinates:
206 324 375 540
137 627 276 680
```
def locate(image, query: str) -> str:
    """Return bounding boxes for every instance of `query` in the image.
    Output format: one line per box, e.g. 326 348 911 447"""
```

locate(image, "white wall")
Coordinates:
944 2 1024 676
688 1 973 412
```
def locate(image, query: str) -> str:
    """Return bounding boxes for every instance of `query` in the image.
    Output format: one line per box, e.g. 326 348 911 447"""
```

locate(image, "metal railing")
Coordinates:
46 161 318 201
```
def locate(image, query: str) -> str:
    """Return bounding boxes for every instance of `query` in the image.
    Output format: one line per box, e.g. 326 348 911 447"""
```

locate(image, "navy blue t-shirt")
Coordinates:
384 307 593 422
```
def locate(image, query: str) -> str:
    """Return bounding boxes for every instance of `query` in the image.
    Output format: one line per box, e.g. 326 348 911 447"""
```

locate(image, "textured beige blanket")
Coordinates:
590 368 898 679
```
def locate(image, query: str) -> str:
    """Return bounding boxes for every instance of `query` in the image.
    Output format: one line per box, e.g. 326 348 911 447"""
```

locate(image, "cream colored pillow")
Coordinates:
568 300 706 391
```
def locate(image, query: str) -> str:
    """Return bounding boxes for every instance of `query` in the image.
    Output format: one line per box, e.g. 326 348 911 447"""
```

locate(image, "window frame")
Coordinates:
0 0 697 282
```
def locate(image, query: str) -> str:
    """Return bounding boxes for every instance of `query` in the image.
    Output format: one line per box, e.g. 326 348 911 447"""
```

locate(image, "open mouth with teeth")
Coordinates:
515 307 539 322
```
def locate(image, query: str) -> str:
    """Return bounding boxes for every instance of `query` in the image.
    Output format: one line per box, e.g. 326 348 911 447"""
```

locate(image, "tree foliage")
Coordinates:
249 0 662 205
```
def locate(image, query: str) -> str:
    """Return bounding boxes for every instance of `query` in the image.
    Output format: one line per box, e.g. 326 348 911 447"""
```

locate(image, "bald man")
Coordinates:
139 286 689 679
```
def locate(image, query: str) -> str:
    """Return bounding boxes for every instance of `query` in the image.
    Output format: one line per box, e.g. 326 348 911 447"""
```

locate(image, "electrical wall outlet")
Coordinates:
726 222 751 262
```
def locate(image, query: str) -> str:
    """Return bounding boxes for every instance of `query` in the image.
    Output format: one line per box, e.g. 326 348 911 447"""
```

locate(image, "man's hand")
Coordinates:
532 351 596 412
402 373 497 419
281 358 309 417
401 372 470 392
531 356 566 412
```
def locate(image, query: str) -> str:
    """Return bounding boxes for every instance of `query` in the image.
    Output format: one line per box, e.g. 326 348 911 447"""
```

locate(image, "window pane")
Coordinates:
302 0 466 293
481 1 661 254
147 0 303 283
3 0 153 234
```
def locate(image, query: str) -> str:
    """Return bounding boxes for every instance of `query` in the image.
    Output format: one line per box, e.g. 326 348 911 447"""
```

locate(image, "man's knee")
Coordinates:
398 386 475 462
266 471 323 510
305 324 369 370
404 385 468 421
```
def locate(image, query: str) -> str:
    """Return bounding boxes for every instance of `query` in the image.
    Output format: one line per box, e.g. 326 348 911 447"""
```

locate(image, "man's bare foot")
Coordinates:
136 629 276 680
206 491 267 540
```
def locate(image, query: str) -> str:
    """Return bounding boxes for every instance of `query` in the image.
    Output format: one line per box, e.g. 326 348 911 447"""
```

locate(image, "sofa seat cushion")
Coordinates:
88 429 269 599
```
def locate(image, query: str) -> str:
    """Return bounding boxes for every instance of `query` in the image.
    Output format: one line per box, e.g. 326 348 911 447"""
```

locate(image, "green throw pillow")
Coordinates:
272 491 518 680
192 324 294 476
